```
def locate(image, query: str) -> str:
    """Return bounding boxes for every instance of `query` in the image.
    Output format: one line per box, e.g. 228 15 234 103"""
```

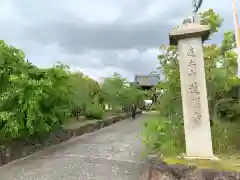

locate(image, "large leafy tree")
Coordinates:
0 39 146 140
0 40 105 139
69 72 103 119
156 9 240 122
0 42 72 140
101 73 145 111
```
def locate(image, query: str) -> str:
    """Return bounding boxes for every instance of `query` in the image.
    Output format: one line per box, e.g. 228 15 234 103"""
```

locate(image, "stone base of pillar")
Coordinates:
184 156 219 160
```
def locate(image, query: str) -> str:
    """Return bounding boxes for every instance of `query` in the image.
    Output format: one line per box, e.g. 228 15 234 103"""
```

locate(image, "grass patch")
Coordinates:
141 114 185 156
141 113 240 171
164 156 240 171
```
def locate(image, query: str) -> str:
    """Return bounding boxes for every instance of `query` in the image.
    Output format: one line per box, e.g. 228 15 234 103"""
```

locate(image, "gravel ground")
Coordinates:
0 114 149 180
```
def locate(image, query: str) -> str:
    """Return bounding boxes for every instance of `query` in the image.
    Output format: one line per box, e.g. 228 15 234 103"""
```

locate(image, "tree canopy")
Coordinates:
156 8 240 122
0 41 145 141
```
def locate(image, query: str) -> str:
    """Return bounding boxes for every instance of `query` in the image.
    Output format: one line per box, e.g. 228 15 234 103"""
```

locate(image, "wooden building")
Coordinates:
132 74 160 90
130 74 160 103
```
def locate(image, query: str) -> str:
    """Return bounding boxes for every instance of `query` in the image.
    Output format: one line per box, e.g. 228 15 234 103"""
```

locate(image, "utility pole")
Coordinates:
232 0 240 77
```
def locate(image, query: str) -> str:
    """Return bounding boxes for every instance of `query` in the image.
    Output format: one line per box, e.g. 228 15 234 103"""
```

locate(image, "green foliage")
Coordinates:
101 73 145 111
156 8 239 121
0 41 145 141
0 41 73 140
211 121 240 154
85 95 104 119
199 8 223 34
157 45 182 119
216 99 240 122
85 103 104 119
141 115 185 156
142 8 240 156
150 104 157 111
142 115 240 156
69 72 94 115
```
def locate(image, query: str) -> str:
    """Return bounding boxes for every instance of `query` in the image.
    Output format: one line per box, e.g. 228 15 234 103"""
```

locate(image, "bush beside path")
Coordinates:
0 112 140 166
0 114 150 180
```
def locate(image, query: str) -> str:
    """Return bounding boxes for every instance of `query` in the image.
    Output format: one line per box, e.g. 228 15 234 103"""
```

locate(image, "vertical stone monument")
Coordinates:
169 19 217 159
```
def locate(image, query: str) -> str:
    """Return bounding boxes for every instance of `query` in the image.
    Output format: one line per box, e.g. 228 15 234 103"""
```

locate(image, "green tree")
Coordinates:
156 8 239 122
0 42 73 140
101 73 145 112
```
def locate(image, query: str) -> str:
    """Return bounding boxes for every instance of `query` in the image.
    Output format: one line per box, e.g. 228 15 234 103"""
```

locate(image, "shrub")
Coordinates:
85 103 104 119
142 114 240 156
141 115 185 156
150 104 157 111
111 106 123 113
216 99 240 122
211 120 240 154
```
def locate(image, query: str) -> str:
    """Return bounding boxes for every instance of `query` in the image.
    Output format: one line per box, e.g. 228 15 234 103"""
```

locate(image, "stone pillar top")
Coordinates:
169 21 211 45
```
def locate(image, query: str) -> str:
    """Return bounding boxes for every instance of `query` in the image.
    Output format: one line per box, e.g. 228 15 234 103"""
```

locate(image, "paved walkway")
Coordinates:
0 114 149 180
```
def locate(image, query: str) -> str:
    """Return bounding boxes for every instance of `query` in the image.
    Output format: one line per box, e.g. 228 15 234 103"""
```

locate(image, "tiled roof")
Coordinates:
134 74 160 86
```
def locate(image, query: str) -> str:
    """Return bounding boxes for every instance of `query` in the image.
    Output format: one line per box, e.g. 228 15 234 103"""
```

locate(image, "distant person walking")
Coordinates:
131 103 136 120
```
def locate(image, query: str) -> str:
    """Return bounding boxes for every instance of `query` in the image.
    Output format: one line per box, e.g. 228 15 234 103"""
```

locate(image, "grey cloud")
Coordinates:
21 1 191 54
59 48 159 76
92 49 159 74
28 21 170 52
20 0 232 56
0 0 237 81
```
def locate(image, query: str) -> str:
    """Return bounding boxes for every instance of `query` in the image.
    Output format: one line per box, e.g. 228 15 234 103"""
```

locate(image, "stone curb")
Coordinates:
145 156 240 180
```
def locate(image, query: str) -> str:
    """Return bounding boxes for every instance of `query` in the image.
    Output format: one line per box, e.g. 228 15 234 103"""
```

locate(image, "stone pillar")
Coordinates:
169 22 217 159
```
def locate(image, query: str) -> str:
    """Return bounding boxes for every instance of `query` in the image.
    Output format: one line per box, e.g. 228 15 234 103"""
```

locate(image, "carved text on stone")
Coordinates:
185 44 202 126
186 46 197 76
186 45 196 57
187 82 200 94
192 96 201 108
188 59 197 76
191 111 201 125
188 82 202 125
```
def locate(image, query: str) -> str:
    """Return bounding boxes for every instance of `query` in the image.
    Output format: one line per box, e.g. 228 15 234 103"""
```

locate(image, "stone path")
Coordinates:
0 114 149 180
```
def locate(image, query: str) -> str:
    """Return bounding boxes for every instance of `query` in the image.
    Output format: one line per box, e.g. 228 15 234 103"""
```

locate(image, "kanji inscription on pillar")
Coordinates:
186 45 202 127
169 21 216 159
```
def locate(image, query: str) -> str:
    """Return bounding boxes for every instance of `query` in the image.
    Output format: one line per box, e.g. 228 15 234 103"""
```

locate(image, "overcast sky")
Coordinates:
0 0 239 81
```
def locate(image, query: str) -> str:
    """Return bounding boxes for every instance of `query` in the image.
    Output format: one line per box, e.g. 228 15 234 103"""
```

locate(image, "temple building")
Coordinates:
130 74 160 103
132 74 160 90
